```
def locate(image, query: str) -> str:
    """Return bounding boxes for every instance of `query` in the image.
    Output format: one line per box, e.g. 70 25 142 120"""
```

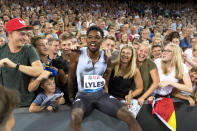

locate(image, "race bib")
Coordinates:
84 75 105 90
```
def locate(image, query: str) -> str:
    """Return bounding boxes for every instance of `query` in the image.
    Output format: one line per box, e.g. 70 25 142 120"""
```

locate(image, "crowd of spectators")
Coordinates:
1 0 197 129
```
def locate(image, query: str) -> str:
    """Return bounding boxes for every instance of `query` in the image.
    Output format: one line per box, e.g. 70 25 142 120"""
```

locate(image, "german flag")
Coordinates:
150 97 176 131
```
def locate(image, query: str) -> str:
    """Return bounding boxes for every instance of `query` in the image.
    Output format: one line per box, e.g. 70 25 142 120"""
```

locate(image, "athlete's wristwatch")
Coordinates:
15 63 20 70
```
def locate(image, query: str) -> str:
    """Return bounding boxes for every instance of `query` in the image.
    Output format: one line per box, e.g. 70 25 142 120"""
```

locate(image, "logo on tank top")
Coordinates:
84 75 105 90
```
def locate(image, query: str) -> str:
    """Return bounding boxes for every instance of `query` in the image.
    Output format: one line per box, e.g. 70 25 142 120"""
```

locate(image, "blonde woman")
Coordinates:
154 43 192 96
137 43 160 105
147 43 193 131
108 45 143 105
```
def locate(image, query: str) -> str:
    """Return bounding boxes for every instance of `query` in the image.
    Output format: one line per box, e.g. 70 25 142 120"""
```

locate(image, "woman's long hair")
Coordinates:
119 33 130 44
161 43 183 79
192 44 197 57
114 45 136 79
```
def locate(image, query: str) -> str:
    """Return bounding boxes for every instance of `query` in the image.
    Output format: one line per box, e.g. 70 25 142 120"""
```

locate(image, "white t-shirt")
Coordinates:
154 58 188 96
184 48 196 70
184 48 194 59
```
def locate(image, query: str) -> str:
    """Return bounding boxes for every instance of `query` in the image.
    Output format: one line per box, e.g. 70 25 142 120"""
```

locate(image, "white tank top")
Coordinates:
76 47 108 93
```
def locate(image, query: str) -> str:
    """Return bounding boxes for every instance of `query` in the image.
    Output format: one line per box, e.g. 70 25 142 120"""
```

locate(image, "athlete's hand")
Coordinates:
103 48 112 58
71 44 80 51
0 58 16 68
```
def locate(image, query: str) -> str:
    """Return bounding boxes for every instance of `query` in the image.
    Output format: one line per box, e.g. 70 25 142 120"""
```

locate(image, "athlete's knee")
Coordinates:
117 106 134 122
117 107 142 131
71 108 84 124
117 107 135 124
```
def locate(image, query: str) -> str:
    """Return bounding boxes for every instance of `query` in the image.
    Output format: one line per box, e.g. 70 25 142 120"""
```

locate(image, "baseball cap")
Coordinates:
6 18 32 33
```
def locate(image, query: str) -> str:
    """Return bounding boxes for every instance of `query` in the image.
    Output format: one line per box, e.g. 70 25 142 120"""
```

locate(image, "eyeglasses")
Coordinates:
163 50 172 53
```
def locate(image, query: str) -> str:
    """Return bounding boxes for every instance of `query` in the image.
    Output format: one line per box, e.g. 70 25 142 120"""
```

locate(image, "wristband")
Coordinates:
15 63 20 70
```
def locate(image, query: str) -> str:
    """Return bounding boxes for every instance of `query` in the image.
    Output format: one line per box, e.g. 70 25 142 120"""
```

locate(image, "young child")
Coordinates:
29 76 65 112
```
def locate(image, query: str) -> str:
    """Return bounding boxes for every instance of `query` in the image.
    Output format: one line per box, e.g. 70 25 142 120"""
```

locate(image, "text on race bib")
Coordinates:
84 75 105 90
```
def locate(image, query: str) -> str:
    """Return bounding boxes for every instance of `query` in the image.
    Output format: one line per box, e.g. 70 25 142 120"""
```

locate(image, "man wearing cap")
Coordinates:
0 18 43 107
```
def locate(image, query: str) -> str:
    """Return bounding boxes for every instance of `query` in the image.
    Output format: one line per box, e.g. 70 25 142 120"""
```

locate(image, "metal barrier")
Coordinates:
13 99 197 131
